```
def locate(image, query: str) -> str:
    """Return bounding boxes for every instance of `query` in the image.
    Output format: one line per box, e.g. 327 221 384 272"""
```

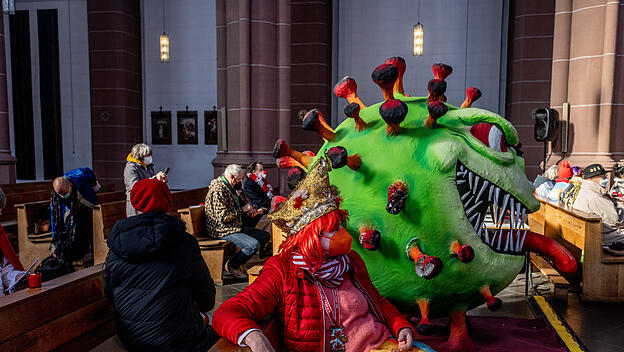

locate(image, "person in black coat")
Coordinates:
242 161 272 229
103 179 218 352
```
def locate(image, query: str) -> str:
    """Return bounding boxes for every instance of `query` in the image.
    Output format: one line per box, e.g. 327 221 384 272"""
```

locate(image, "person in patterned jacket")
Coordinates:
205 164 270 279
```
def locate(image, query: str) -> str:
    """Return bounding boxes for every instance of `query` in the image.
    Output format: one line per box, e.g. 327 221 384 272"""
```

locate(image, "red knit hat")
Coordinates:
130 179 172 213
557 161 573 183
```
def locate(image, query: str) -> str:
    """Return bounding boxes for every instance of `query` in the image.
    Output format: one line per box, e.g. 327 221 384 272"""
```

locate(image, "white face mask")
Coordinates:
599 178 609 188
93 181 101 193
143 156 153 165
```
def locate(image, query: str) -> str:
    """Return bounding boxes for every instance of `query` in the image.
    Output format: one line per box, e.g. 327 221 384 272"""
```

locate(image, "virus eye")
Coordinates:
469 123 508 152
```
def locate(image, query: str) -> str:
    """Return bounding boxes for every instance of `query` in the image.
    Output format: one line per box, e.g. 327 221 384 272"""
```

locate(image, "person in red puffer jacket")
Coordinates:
213 158 421 352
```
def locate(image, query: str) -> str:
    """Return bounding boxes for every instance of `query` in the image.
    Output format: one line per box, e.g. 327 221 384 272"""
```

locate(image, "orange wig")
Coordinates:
279 209 349 270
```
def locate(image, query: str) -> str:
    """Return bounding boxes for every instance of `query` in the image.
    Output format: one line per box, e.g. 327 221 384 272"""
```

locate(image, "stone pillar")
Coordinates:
87 0 143 189
548 0 623 169
505 0 556 179
0 15 16 184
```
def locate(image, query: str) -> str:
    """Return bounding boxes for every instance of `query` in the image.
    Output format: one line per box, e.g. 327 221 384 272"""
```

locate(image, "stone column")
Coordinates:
549 0 623 169
87 0 143 189
0 15 16 184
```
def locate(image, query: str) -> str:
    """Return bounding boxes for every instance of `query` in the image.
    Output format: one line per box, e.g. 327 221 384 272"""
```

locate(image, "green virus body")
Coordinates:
273 58 574 351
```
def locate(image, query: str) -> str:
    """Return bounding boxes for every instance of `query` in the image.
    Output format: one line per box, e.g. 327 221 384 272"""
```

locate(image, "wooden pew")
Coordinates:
1 183 54 246
178 205 230 285
0 265 115 352
528 197 624 302
93 187 210 265
16 191 125 268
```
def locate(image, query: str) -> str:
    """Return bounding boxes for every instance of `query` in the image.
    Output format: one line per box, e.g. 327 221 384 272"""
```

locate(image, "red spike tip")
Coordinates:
344 102 367 131
334 76 366 110
380 99 408 136
384 56 406 95
461 87 482 108
426 101 448 128
302 109 335 141
432 63 453 80
372 63 399 101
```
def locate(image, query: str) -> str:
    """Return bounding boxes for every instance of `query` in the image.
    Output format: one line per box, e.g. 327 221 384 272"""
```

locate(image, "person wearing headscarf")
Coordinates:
104 179 218 351
124 143 168 216
213 158 424 352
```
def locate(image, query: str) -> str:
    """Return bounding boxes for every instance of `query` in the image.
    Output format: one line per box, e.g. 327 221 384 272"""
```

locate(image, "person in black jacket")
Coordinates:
103 178 218 352
242 161 272 229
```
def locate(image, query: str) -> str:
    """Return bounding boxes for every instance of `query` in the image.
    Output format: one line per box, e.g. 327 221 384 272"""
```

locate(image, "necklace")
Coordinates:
312 279 347 352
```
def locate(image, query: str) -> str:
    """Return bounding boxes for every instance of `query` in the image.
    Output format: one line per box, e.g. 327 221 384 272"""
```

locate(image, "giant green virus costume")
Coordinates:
272 58 576 351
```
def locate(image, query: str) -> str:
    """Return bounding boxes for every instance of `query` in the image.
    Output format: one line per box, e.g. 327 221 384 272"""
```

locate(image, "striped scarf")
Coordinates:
248 172 274 199
292 252 350 288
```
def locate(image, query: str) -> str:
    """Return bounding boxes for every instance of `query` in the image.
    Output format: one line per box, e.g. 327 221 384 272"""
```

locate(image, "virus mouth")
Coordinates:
455 161 529 255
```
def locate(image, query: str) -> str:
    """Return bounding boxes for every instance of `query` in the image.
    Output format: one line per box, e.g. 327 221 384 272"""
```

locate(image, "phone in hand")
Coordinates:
164 167 171 175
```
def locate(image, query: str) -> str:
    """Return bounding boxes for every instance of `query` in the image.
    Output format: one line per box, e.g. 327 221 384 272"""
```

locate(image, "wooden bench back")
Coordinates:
169 187 208 217
0 265 115 352
178 206 207 237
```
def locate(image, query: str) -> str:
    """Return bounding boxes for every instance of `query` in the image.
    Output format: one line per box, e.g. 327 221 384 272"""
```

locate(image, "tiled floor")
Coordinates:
212 268 624 351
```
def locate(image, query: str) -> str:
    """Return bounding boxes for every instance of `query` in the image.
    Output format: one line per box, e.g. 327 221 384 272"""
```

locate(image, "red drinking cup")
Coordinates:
28 273 42 288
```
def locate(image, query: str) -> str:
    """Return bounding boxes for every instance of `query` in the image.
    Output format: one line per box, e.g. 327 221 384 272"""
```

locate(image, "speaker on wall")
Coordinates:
531 108 558 142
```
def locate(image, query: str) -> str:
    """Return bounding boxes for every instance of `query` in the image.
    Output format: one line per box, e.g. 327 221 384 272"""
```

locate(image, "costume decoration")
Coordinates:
272 57 578 351
247 171 274 199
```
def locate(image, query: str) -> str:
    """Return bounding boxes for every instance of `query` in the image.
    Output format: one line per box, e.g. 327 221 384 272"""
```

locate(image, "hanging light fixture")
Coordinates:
413 0 423 56
160 0 170 63
2 0 15 15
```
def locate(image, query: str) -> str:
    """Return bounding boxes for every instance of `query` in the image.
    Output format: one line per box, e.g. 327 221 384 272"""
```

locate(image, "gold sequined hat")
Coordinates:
268 157 340 235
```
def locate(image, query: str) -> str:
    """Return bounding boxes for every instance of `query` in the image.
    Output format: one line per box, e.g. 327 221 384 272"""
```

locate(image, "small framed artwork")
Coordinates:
205 107 218 145
151 109 172 144
177 108 198 144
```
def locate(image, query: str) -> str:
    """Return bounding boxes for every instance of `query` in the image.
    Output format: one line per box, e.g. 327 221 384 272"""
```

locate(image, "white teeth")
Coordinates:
466 200 483 216
460 165 465 172
476 180 489 201
495 188 500 205
488 184 495 201
483 225 490 244
457 170 468 177
473 176 480 193
504 230 512 252
456 179 466 185
497 193 509 226
509 198 516 229
461 192 471 201
518 229 528 251
473 214 481 232
496 229 503 251
516 208 527 251
468 172 474 189
468 212 478 223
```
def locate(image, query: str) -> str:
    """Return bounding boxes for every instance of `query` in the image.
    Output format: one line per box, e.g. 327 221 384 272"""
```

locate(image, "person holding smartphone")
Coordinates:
124 143 168 216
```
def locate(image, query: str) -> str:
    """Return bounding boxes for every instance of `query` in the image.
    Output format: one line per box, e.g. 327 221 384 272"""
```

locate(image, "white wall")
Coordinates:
141 0 218 190
332 0 509 125
6 0 92 180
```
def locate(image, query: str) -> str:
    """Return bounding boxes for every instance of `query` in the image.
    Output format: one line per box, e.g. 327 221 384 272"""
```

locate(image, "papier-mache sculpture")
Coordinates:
273 57 577 351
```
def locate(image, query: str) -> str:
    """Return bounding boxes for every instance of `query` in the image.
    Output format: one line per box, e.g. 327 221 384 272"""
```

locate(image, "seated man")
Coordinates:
573 164 624 245
205 164 270 279
47 168 100 276
104 179 218 352
547 161 573 202
534 165 558 198
243 161 272 229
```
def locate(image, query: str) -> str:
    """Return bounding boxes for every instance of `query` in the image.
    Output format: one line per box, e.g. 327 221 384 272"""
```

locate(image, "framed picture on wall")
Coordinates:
205 107 217 145
151 109 172 144
177 108 198 144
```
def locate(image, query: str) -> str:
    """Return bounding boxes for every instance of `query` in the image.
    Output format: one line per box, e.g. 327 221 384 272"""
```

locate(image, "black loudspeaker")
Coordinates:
531 108 558 142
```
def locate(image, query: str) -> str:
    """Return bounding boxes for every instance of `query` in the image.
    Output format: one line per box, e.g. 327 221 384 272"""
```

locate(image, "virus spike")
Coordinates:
276 156 305 170
344 102 368 131
425 101 448 128
387 181 407 214
303 150 316 157
347 154 362 171
450 240 475 263
302 109 335 141
272 139 313 168
415 299 436 335
380 99 408 136
432 63 453 80
334 76 366 110
287 166 306 190
408 242 443 280
384 56 406 95
461 87 482 108
359 227 381 251
480 285 502 311
427 79 447 103
326 146 348 169
371 63 398 101
441 309 476 352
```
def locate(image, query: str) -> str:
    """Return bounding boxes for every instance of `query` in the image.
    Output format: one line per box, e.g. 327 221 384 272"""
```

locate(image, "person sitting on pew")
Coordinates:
43 168 100 278
104 179 218 351
205 164 271 279
124 143 168 217
0 187 26 296
573 163 624 245
534 164 558 198
242 161 272 229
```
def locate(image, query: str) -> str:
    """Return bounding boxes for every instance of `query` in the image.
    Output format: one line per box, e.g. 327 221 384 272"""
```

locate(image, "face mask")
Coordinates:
59 192 71 200
93 181 101 193
320 227 352 257
143 156 153 165
233 182 242 190
599 178 609 188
